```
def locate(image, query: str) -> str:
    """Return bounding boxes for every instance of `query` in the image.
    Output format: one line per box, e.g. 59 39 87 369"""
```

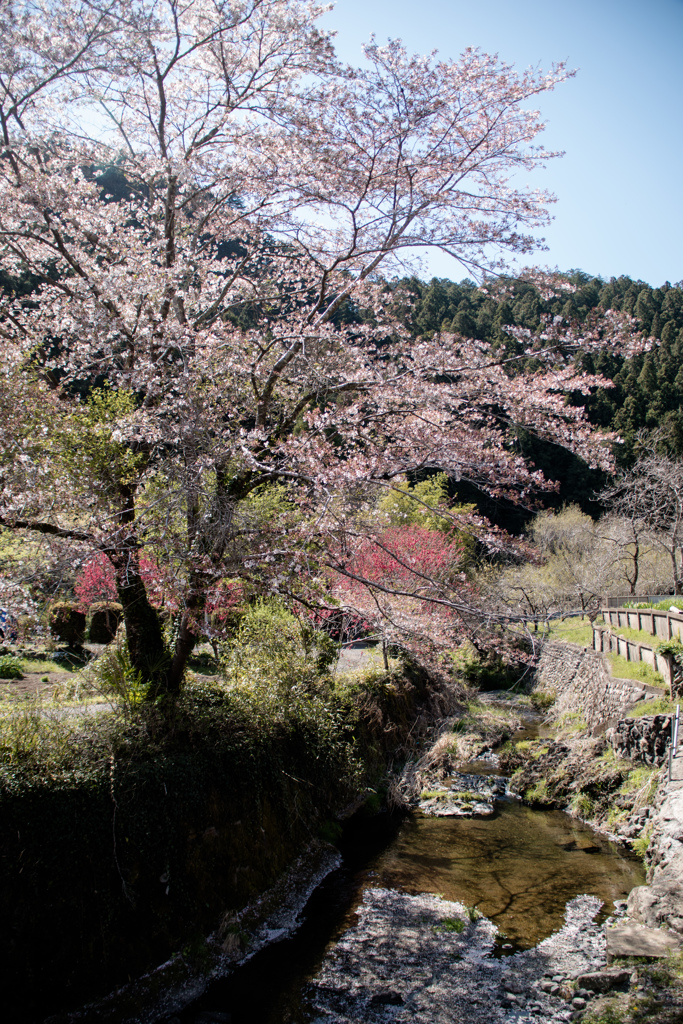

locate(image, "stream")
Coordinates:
174 708 646 1024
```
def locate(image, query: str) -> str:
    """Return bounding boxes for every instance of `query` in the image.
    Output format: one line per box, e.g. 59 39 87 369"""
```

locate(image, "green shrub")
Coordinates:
657 637 683 662
0 695 86 767
571 792 595 818
524 779 549 804
438 916 466 934
86 635 148 709
220 599 339 692
48 603 86 647
633 824 654 860
0 654 23 680
88 602 123 644
530 689 556 712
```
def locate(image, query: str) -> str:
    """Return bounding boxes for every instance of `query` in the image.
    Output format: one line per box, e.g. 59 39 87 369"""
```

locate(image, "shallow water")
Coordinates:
184 703 643 1022
368 801 644 951
188 798 645 1024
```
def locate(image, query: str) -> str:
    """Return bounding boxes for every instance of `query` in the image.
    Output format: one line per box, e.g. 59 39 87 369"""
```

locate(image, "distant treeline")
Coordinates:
384 272 683 524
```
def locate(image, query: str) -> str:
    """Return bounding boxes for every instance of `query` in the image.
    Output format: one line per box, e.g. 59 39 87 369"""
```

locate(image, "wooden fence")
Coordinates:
593 606 683 697
593 626 673 693
601 606 683 642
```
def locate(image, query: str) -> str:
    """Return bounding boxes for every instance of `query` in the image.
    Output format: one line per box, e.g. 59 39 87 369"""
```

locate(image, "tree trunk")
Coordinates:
673 547 682 595
109 545 168 688
107 487 168 693
630 542 639 595
166 597 203 694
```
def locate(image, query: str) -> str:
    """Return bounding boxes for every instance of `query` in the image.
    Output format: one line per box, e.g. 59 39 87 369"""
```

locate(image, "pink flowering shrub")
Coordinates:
75 552 176 611
337 525 464 596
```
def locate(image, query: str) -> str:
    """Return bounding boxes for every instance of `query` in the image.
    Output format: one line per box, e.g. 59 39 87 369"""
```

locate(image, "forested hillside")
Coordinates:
385 272 683 523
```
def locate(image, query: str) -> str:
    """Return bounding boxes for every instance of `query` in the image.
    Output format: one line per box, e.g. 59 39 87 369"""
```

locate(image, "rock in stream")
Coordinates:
418 770 508 817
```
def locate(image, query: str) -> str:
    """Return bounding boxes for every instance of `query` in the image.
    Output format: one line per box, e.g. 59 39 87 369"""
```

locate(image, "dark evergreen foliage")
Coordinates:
384 272 683 524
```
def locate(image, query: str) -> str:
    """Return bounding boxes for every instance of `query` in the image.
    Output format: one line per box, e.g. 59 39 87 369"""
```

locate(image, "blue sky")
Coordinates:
321 0 683 287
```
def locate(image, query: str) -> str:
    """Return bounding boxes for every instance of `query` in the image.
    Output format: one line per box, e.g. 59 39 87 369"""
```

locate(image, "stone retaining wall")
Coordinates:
533 641 647 730
627 785 683 936
605 715 673 766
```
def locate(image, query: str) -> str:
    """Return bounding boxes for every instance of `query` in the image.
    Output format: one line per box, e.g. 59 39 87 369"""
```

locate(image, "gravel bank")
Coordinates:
308 888 612 1024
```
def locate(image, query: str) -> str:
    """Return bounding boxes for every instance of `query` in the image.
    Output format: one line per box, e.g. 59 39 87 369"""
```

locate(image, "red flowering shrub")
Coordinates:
74 553 117 608
337 525 464 596
75 552 176 611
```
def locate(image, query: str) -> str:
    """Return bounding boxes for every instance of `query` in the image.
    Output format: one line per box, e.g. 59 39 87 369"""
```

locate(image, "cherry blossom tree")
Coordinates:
0 0 635 694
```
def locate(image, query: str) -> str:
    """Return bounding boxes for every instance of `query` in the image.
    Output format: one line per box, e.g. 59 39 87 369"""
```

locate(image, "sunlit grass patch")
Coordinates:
543 616 596 646
627 696 675 716
603 622 662 646
607 653 665 688
619 765 659 802
555 710 588 736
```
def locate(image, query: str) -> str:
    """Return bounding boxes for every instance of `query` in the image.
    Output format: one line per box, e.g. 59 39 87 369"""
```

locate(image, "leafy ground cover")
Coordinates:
584 952 683 1024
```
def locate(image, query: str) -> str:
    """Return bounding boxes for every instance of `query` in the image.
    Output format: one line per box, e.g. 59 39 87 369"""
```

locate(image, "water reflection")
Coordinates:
368 802 645 949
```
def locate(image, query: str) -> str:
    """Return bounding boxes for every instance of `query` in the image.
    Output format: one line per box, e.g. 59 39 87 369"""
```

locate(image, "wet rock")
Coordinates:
418 771 508 817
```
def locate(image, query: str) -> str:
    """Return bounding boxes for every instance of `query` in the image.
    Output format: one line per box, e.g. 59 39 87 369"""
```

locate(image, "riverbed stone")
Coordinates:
605 920 681 960
308 889 608 1024
575 968 630 992
502 975 524 993
418 771 508 817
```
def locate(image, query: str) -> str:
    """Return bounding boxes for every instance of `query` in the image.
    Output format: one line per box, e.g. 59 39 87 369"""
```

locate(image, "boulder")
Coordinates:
576 969 632 992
